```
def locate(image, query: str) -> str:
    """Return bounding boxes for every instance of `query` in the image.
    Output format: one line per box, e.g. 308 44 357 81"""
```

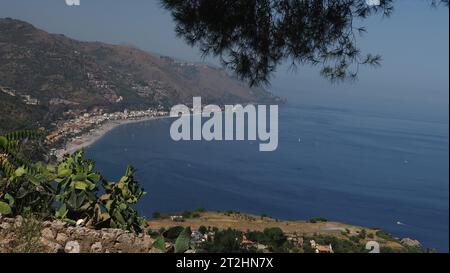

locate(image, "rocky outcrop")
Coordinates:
400 238 422 248
0 215 156 253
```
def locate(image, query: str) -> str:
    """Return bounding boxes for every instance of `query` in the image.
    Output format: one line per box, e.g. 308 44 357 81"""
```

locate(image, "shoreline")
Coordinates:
54 105 230 160
55 115 171 160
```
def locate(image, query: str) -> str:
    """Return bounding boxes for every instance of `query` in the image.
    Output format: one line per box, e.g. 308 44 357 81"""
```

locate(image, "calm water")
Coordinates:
85 104 449 251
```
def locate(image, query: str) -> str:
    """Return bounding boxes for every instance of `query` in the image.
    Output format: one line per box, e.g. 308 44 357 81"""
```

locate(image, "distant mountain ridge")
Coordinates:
0 18 280 133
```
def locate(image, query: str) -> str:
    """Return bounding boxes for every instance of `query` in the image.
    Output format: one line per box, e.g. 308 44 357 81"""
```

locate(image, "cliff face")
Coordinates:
0 18 279 133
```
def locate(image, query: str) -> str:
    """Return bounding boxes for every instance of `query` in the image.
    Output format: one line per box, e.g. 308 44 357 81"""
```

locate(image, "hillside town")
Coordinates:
46 108 169 149
0 85 40 105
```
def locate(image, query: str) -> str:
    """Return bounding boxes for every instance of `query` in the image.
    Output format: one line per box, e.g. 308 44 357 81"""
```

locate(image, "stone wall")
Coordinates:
0 215 160 253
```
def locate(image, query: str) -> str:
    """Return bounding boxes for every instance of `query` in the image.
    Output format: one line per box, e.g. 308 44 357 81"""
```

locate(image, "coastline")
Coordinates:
53 104 231 160
55 115 171 160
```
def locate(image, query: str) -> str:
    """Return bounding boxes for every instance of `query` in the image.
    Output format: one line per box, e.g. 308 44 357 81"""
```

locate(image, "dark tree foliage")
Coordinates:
201 228 245 252
161 0 448 86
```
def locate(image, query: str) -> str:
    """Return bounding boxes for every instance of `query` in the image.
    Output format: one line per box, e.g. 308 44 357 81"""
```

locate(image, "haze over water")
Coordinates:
85 100 449 252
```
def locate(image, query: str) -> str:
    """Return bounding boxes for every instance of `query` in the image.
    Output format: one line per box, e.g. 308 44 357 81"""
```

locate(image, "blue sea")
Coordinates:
85 103 449 252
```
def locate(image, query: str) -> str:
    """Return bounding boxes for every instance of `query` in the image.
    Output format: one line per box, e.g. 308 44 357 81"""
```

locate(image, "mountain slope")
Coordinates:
0 18 280 133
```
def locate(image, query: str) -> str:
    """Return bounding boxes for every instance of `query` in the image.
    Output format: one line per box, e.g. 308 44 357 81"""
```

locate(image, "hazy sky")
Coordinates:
0 0 448 121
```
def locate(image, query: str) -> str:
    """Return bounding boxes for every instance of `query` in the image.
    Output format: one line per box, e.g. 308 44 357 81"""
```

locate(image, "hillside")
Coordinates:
0 211 427 253
0 18 280 134
148 211 427 253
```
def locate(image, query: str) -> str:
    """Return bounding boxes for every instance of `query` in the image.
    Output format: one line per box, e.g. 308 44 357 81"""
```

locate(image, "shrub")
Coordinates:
358 229 367 239
263 227 287 251
195 207 206 213
198 225 207 234
181 210 192 219
225 210 240 215
164 226 185 240
349 236 360 243
309 217 328 223
376 230 395 241
152 211 161 219
202 228 244 253
247 231 268 243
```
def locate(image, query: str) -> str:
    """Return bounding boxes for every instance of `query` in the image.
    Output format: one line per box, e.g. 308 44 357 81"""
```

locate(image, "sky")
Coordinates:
0 0 448 122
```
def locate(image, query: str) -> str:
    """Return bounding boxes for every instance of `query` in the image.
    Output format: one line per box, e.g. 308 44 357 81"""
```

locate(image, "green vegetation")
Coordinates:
153 235 166 251
150 209 204 220
224 210 241 216
162 1 447 86
247 227 287 252
358 229 367 239
174 227 192 253
201 228 245 253
309 217 328 223
195 207 206 213
375 230 396 241
0 130 146 233
10 210 46 253
198 225 207 235
0 93 48 136
305 235 366 253
164 226 185 240
180 210 200 219
145 217 430 253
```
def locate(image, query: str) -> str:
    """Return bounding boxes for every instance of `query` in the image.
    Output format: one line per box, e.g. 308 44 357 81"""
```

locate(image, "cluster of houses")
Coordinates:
165 213 334 253
240 236 333 253
130 80 168 98
170 215 184 222
240 235 270 252
160 55 211 70
1 86 39 105
46 108 168 145
190 230 215 246
310 240 334 253
159 221 335 253
86 72 115 91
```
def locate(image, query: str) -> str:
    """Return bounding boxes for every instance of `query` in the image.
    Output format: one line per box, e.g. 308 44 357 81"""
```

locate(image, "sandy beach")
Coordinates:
55 116 170 160
54 107 226 160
